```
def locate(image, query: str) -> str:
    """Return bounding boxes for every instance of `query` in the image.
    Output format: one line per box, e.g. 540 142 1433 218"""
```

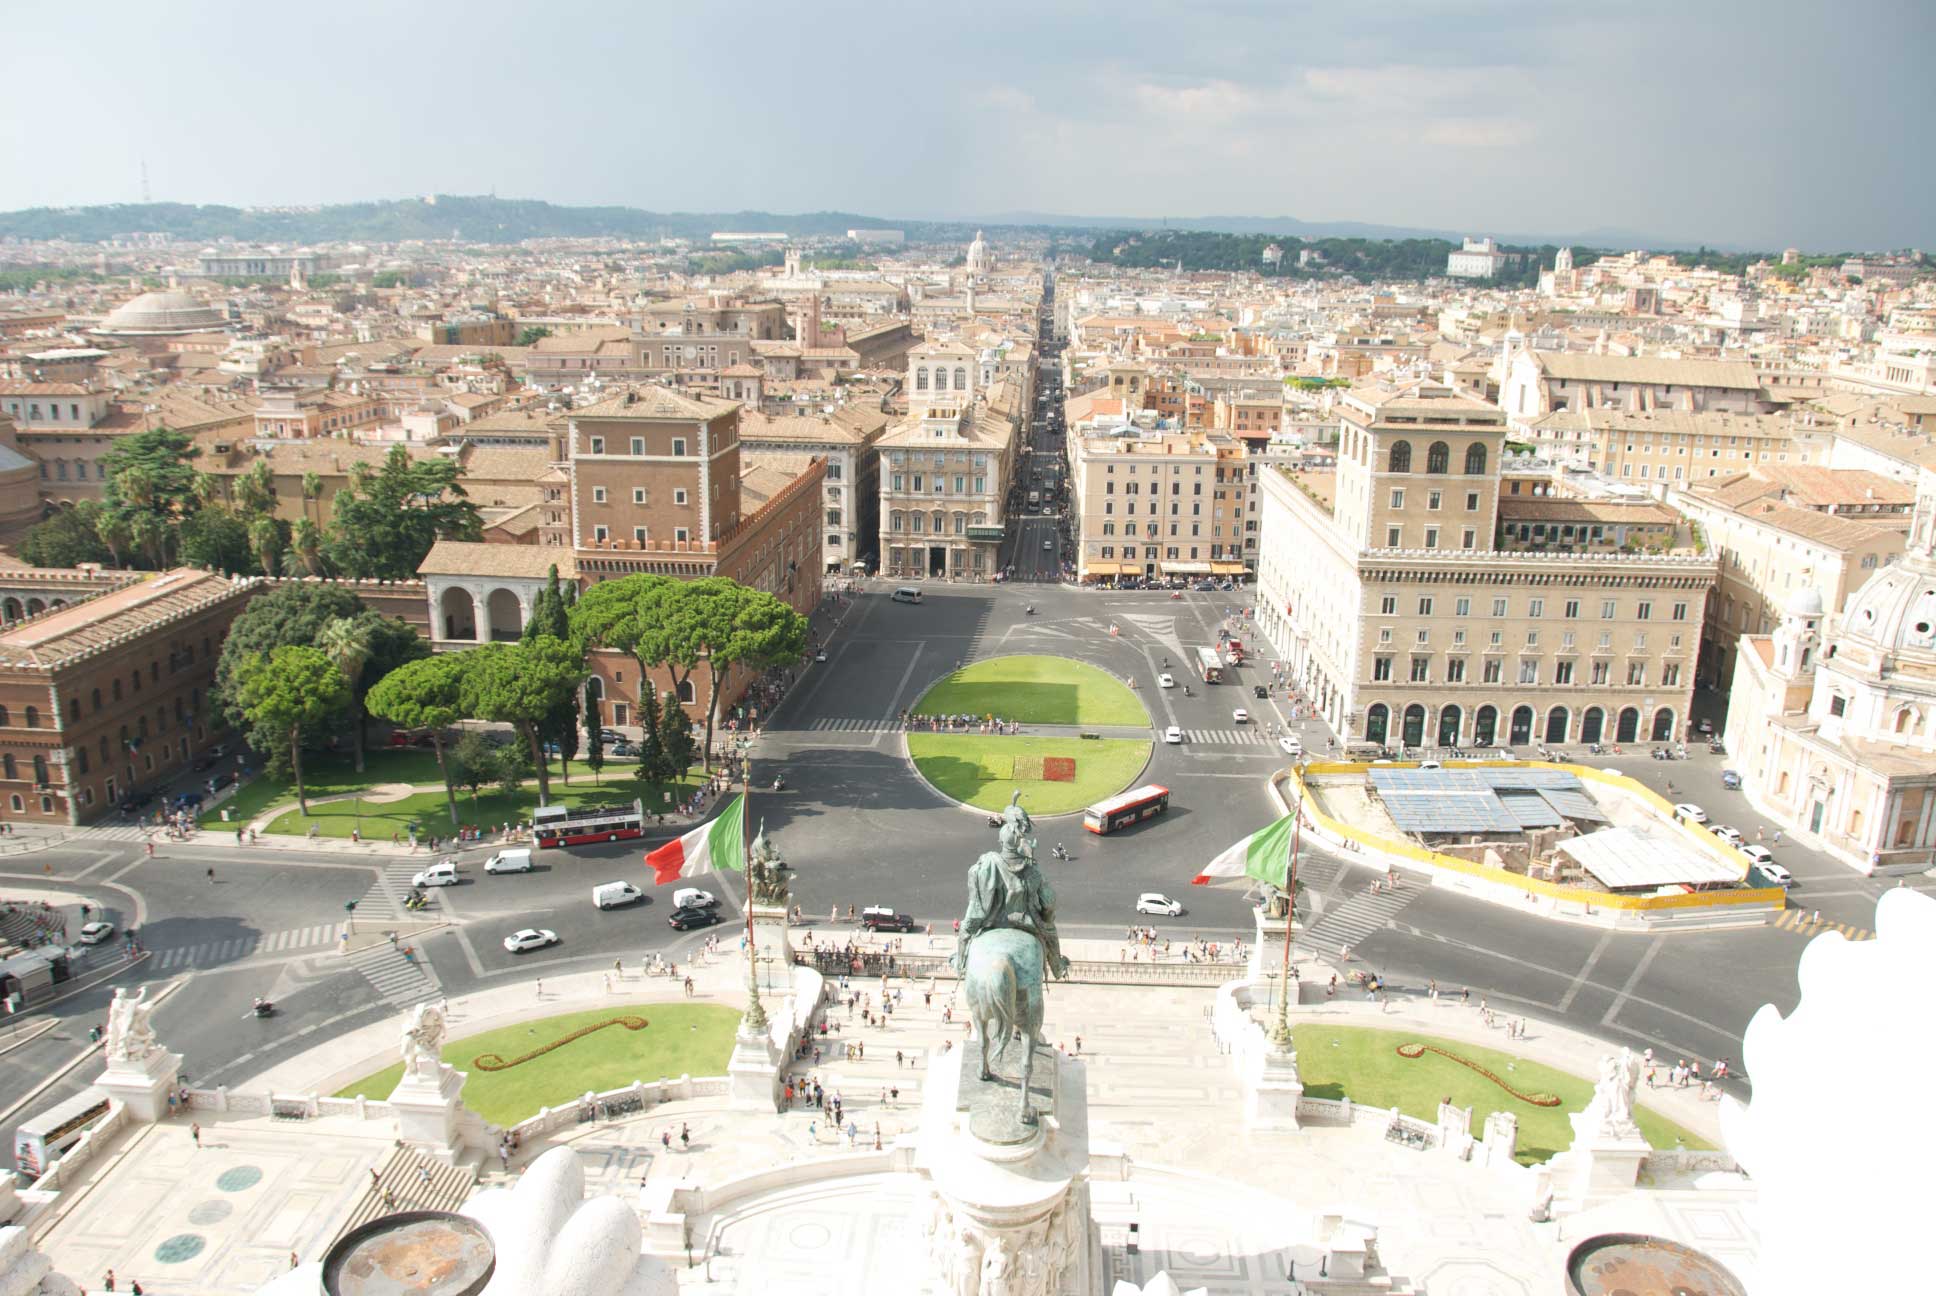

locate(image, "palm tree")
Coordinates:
316 615 375 773
237 461 277 520
292 518 325 576
301 471 324 526
94 511 133 568
249 515 283 576
130 512 170 569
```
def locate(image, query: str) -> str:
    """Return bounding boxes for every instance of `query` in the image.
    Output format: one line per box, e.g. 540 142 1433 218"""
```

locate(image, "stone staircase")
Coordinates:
779 975 967 1137
331 1145 479 1240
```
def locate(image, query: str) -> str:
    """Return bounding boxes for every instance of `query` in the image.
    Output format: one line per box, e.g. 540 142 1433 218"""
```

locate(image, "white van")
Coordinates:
891 587 923 604
484 847 534 875
592 881 643 910
412 862 459 887
672 887 718 911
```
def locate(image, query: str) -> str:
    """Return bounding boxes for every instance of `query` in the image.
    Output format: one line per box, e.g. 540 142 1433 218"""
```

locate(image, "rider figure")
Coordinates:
951 792 1071 980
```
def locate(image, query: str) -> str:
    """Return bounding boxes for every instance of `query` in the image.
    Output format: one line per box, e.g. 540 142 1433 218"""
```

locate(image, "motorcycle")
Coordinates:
252 998 275 1018
1183 685 1193 697
1025 606 1036 616
986 815 1003 829
1049 845 1070 861
772 775 786 792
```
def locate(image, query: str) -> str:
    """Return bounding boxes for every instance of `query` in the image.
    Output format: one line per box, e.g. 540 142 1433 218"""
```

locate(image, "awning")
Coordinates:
1555 826 1739 891
1211 562 1248 574
1085 561 1140 576
1162 562 1212 574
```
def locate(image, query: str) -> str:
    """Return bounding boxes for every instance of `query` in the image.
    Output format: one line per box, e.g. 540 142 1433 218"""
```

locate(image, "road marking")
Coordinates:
1557 926 1616 1013
1600 934 1665 1027
882 642 927 720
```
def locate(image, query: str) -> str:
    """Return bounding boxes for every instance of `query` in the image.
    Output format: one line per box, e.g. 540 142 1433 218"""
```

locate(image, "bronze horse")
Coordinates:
963 927 1047 1125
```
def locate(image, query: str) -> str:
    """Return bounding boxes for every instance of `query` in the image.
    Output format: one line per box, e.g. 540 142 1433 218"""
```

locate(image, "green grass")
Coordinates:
1291 1025 1713 1166
264 779 653 838
335 1002 739 1126
907 734 1152 816
199 748 451 827
911 655 1149 727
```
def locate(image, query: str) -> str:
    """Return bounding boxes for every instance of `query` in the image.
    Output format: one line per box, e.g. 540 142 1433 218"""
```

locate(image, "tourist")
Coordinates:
190 1122 201 1149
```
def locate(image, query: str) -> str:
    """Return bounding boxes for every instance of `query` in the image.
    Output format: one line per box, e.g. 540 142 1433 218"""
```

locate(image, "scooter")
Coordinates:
1049 845 1070 861
1025 606 1036 615
1183 685 1193 697
986 815 1003 829
772 775 786 792
253 998 275 1018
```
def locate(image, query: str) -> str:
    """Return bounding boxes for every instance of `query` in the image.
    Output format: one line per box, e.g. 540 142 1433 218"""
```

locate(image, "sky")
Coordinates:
4 0 1930 251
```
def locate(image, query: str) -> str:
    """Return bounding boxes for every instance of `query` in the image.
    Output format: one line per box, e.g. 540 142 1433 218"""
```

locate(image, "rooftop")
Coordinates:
0 569 244 668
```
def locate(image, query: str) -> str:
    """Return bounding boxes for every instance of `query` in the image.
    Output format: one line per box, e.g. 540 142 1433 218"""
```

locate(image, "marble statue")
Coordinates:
400 1002 448 1081
103 987 157 1066
1588 1047 1640 1137
954 792 1070 1127
979 1236 1013 1296
747 819 789 908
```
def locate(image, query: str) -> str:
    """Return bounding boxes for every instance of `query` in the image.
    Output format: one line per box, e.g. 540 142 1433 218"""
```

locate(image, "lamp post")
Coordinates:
1269 811 1301 1053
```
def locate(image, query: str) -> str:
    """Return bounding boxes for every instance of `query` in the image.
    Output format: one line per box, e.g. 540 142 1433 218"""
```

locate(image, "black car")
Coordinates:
1252 684 1268 699
667 906 723 931
861 908 917 933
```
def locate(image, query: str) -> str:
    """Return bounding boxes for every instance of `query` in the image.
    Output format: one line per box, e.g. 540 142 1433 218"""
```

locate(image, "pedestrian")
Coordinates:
191 1122 201 1148
661 1129 672 1151
536 979 543 999
419 1163 431 1189
104 1272 115 1292
680 1122 690 1150
206 866 215 884
291 1252 299 1270
1074 1035 1082 1055
130 1281 144 1295
370 1168 380 1190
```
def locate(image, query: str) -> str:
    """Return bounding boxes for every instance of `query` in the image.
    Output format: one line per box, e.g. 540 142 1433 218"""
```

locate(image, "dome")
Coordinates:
1837 554 1936 657
94 289 227 335
1784 585 1825 618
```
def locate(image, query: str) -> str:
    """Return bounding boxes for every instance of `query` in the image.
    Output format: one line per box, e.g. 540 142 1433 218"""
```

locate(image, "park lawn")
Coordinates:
908 734 1151 817
1290 1024 1712 1166
198 748 450 828
263 767 703 838
912 655 1149 727
334 1002 739 1126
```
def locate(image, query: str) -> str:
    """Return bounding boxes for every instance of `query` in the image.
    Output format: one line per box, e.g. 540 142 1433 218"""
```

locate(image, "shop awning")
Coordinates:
1085 561 1139 576
1162 562 1212 574
1211 562 1248 574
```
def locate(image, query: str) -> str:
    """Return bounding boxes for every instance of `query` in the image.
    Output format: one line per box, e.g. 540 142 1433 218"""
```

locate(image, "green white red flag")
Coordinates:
1192 814 1294 886
645 794 744 884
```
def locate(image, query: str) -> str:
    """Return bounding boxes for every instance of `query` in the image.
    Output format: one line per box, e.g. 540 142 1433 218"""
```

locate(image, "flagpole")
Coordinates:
1270 806 1300 1050
740 747 768 1031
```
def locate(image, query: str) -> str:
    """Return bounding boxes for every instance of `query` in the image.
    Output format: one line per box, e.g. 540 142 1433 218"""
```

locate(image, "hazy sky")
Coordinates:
5 0 1929 250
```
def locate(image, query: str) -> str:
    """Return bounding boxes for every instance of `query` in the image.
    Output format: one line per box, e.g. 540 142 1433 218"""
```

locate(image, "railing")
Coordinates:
801 949 1238 987
28 1100 133 1191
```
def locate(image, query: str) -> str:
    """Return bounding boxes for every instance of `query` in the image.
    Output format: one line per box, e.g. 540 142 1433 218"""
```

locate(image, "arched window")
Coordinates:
91 688 102 712
954 367 967 390
1848 809 1865 837
1895 708 1917 734
7 795 18 813
31 755 48 785
1464 443 1488 475
0 705 8 726
67 698 80 722
1387 441 1411 473
916 368 928 391
676 679 695 704
1426 441 1450 474
2 754 14 779
23 706 38 729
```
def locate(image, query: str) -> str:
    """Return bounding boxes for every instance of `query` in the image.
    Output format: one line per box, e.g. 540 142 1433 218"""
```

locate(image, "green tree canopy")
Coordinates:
323 446 483 580
316 616 376 773
178 507 257 575
215 583 367 741
366 653 471 826
233 645 349 814
458 637 583 805
19 503 111 568
99 426 203 567
672 578 808 769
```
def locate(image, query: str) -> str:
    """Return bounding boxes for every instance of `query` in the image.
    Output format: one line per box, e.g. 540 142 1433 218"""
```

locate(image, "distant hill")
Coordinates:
0 196 939 246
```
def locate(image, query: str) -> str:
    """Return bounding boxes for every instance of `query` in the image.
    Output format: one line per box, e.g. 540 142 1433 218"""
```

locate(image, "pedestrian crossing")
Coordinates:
75 823 151 843
805 717 895 734
354 859 435 920
149 924 341 970
348 940 443 1007
1299 883 1417 956
1770 907 1874 941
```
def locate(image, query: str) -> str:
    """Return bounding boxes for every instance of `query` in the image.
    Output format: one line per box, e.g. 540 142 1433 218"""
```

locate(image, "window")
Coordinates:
1446 657 1466 682
1455 598 1470 616
1627 662 1646 685
24 706 39 729
674 527 689 542
1563 599 1580 618
1482 659 1502 684
593 525 609 541
1492 597 1508 617
1424 527 1439 549
1591 661 1609 685
671 438 687 457
593 487 607 503
1671 602 1688 621
1489 630 1503 647
1601 599 1617 619
1528 598 1544 618
1464 443 1487 475
1555 660 1574 684
1828 694 1847 717
1661 663 1681 687
1427 491 1442 510
634 527 648 544
674 489 688 505
630 437 645 455
1426 442 1449 474
1388 441 1411 472
1635 601 1652 621
1465 491 1480 511
1519 660 1539 684
632 488 647 505
1418 597 1433 616
1389 488 1405 509
589 436 605 454
1407 656 1428 682
1386 526 1402 547
1380 595 1397 615
1373 656 1393 681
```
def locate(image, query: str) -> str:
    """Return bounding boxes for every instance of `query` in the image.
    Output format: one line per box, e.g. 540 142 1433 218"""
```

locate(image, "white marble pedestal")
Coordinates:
387 1064 466 1157
94 1048 183 1124
1553 1110 1649 1209
1247 904 1299 990
749 903 792 993
1245 1040 1305 1131
726 1015 783 1111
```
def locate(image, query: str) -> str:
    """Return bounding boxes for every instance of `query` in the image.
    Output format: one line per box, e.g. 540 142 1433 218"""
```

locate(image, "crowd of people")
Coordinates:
901 711 1021 735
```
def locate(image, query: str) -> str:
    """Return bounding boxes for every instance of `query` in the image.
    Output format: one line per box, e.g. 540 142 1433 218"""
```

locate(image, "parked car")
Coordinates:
861 906 916 932
502 928 559 953
1710 825 1744 846
192 753 220 772
1721 769 1743 790
668 906 723 931
610 740 636 757
1135 893 1183 917
1673 803 1709 824
815 649 828 662
598 728 623 745
1164 726 1184 744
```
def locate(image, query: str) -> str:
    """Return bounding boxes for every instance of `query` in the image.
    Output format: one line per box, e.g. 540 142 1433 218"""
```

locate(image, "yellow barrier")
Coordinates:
1286 761 1786 913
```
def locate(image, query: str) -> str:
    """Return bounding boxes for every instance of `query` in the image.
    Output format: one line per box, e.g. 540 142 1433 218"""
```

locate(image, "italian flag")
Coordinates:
1192 814 1295 886
645 794 745 885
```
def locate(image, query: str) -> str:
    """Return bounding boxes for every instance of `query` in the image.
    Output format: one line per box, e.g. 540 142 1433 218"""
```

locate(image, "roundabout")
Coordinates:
906 654 1154 815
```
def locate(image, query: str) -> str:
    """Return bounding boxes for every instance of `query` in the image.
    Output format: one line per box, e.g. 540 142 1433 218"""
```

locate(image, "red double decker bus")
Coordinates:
532 799 645 848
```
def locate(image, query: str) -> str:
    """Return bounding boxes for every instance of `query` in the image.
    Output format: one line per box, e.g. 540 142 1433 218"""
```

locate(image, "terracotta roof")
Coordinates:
416 541 575 581
575 385 736 421
1730 500 1907 551
1696 466 1914 512
739 412 872 445
0 381 94 396
738 463 800 509
1533 353 1763 391
0 569 245 668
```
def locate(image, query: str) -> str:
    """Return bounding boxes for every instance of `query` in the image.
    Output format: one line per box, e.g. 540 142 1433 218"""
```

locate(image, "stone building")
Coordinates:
1256 384 1716 748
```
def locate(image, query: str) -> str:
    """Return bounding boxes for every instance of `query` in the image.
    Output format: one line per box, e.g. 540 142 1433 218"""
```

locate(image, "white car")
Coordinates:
1232 708 1250 724
412 863 460 887
1136 892 1184 917
502 928 559 954
1163 726 1184 744
1756 860 1794 886
1710 824 1744 846
77 921 115 945
1158 673 1176 689
672 887 719 911
1042 540 1053 550
1278 736 1302 756
1674 803 1709 824
815 650 828 662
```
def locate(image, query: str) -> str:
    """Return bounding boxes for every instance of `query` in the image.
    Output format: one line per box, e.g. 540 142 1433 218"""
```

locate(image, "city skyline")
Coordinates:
2 0 1930 251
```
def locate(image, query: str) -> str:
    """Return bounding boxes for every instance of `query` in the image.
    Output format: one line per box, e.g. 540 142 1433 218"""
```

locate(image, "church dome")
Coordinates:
1838 555 1936 658
95 290 227 335
1785 585 1825 618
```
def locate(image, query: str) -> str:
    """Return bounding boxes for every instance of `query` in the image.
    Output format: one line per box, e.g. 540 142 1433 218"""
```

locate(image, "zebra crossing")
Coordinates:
1299 883 1418 955
149 924 341 970
1178 728 1267 746
1770 907 1874 941
347 940 442 1007
75 823 152 843
805 717 894 734
354 859 435 920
